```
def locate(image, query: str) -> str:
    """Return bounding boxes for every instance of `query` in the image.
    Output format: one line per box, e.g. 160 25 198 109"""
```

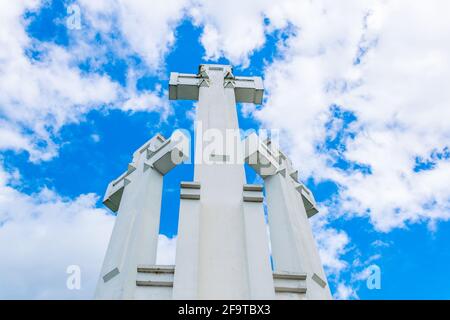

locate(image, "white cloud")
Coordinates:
312 214 350 277
156 235 177 265
79 0 189 71
371 240 391 248
332 1 450 232
0 121 33 153
167 0 443 236
240 103 257 118
240 1 450 232
90 134 100 143
122 82 170 116
334 282 359 300
0 164 114 299
0 1 118 161
308 205 359 299
189 0 272 66
188 0 370 67
0 1 174 163
0 162 180 299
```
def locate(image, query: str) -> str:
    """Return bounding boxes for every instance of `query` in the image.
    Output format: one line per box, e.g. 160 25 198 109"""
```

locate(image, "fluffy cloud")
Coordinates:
334 282 358 300
249 1 450 232
189 0 272 66
0 164 114 299
0 1 117 161
332 1 450 231
0 1 175 162
122 81 170 116
79 0 189 71
156 235 177 265
0 162 179 299
310 206 356 298
313 222 350 277
188 0 450 232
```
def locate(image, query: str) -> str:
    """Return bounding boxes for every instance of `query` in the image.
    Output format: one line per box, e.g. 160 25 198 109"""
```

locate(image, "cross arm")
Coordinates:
233 76 264 105
243 132 319 218
293 182 319 218
168 68 264 104
103 132 189 212
169 72 200 101
243 132 280 177
144 131 189 175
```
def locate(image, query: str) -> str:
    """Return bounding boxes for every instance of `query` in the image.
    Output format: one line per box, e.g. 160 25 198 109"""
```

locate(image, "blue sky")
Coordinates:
0 0 449 299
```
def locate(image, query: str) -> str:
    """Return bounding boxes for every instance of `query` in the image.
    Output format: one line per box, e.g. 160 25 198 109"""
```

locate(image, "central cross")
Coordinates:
169 64 273 299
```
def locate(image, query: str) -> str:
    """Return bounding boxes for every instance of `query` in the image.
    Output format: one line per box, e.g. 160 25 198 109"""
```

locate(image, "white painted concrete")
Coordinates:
242 185 275 299
95 134 188 299
242 133 331 299
172 182 201 299
172 65 274 299
265 173 304 272
264 155 332 300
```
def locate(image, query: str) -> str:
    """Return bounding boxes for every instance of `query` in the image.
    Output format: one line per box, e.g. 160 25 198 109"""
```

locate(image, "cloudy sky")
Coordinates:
1 0 450 299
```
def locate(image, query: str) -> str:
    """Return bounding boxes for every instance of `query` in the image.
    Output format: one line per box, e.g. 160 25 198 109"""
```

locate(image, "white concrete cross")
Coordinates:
95 64 332 300
243 133 331 299
95 133 189 299
169 64 274 299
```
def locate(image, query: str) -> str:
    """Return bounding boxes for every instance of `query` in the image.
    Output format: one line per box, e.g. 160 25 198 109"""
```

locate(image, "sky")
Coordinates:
0 0 450 299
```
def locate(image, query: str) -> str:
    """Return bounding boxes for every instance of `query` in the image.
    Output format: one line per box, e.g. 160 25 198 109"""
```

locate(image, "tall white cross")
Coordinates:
170 64 274 299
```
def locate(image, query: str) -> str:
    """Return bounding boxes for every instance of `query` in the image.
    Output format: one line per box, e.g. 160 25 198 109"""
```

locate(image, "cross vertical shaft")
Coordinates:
170 64 274 299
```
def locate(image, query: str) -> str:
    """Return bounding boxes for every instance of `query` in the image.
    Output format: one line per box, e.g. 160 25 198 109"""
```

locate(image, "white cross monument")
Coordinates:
95 64 332 300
